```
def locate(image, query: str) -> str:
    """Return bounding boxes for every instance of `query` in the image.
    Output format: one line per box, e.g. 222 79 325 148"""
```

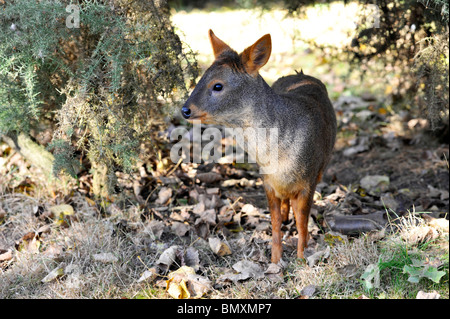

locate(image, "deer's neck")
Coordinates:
239 76 286 129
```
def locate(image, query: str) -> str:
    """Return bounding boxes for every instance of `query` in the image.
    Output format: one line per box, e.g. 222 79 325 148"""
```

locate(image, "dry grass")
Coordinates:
2 188 447 299
1 193 146 298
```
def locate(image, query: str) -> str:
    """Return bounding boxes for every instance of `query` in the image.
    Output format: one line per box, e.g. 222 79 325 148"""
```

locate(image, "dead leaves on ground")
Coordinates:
154 245 200 273
1 202 79 270
166 266 212 299
1 106 448 299
137 245 212 299
137 245 285 299
15 231 41 254
0 249 13 262
208 237 231 257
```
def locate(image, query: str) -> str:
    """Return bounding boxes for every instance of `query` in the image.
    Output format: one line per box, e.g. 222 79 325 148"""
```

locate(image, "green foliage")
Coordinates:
360 260 381 290
1 0 198 193
403 258 446 283
348 0 448 129
414 29 449 130
418 0 449 23
360 236 448 296
48 138 78 178
0 0 66 133
286 0 449 130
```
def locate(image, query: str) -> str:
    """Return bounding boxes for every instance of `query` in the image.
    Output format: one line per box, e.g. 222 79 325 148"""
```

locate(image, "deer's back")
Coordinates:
266 72 336 198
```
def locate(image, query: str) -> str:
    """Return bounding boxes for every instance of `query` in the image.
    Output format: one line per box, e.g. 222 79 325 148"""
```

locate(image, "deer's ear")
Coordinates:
209 29 231 59
240 34 271 76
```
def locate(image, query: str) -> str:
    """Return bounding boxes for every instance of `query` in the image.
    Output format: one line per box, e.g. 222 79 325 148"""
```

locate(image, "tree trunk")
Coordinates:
1 132 54 178
91 162 110 198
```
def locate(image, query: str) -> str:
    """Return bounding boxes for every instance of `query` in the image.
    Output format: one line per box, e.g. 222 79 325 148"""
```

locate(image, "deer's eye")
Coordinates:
212 83 223 91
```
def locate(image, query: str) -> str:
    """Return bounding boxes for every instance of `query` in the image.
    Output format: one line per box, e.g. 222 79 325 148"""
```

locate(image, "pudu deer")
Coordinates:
181 30 336 264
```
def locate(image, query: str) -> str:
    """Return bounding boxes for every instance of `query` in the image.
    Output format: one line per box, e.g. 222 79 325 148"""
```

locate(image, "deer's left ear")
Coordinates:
240 34 271 76
209 29 232 59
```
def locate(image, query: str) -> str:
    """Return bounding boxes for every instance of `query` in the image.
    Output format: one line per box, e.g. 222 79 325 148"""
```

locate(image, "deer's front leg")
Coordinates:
265 187 283 263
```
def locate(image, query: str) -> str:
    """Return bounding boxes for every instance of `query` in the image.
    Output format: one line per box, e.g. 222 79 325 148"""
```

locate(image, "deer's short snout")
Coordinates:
181 105 191 119
180 103 210 123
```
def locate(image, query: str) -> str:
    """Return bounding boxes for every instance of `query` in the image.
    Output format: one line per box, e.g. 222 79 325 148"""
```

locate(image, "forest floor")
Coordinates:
0 4 448 299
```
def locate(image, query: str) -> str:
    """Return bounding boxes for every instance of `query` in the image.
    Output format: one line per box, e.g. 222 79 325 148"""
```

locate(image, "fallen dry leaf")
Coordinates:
0 249 13 262
15 231 41 253
264 262 284 282
416 290 440 299
306 246 330 267
193 201 206 214
196 194 220 210
240 203 261 216
47 204 76 227
300 285 318 298
170 209 191 222
155 187 173 205
166 266 212 299
189 188 200 201
167 276 191 299
232 260 264 279
216 260 265 284
156 245 180 272
41 266 65 283
137 267 158 283
186 273 212 298
206 187 220 195
144 219 165 240
359 175 390 196
92 252 118 263
0 207 6 222
171 221 190 237
208 237 232 257
265 262 283 275
196 209 217 226
49 204 74 219
182 246 200 271
166 266 196 299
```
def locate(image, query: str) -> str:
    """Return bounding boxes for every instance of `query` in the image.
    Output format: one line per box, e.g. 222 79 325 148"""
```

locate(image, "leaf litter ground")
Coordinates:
0 94 448 299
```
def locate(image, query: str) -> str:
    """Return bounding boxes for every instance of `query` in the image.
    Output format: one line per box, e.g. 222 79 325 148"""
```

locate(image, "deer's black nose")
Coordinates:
181 106 191 119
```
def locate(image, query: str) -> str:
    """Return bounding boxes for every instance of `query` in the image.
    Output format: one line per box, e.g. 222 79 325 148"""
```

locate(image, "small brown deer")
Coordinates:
181 30 336 264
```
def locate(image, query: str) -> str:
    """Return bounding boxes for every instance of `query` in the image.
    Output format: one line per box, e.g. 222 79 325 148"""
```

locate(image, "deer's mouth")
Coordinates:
187 112 213 123
181 104 213 123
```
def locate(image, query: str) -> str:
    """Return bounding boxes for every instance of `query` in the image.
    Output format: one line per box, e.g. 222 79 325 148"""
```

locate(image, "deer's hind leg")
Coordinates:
291 189 314 259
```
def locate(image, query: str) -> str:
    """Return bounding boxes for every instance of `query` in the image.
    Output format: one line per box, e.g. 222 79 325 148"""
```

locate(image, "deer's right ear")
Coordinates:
240 34 271 77
209 29 231 59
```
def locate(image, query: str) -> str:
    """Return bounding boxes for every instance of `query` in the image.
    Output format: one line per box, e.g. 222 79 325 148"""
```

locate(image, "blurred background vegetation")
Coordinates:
0 0 448 197
0 0 199 196
171 0 448 131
